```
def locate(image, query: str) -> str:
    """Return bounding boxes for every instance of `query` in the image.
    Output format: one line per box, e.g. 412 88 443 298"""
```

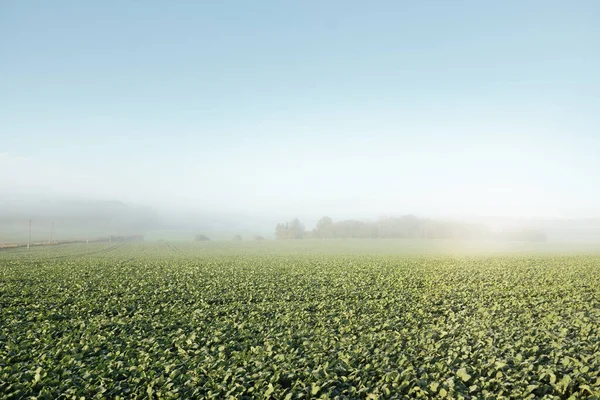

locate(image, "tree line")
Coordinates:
275 215 547 242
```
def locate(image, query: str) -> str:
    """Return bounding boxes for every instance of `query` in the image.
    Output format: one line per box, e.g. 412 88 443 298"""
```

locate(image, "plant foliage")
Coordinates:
1 243 599 398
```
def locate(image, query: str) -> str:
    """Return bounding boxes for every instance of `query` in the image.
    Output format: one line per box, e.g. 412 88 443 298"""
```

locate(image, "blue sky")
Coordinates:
1 1 599 218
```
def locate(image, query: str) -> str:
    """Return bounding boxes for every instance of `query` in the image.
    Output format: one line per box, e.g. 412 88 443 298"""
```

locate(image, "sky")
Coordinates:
1 0 599 219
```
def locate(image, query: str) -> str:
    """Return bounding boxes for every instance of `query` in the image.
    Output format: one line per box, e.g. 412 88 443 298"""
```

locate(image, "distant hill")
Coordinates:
0 197 159 243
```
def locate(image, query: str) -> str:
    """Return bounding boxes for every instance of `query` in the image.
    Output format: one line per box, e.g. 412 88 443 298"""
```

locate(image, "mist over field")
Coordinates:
2 192 600 248
1 1 600 246
2 3 600 398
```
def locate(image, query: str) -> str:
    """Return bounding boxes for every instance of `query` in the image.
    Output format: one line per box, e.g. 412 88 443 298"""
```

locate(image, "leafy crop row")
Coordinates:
1 243 599 398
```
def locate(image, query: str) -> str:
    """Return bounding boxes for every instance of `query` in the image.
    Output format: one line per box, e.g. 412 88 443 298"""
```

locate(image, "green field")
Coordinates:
1 241 599 399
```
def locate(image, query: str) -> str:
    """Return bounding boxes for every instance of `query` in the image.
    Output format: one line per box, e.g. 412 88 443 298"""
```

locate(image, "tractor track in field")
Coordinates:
11 243 128 261
57 243 127 260
165 242 180 253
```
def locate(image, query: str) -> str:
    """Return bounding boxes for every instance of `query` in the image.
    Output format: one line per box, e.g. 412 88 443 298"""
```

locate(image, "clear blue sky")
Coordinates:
1 1 599 218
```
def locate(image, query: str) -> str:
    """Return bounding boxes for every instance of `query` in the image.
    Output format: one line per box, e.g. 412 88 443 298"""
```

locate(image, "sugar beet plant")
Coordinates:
0 243 599 399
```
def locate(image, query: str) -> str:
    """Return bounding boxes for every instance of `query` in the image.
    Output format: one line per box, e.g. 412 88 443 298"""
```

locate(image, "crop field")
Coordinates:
1 241 599 399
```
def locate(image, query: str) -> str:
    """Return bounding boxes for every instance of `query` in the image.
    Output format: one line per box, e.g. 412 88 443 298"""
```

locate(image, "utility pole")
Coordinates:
49 222 55 245
27 219 31 249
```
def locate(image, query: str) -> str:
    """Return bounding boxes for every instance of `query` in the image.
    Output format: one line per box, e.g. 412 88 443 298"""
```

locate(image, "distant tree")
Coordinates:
377 215 421 238
253 235 265 241
194 234 210 241
289 218 305 239
275 223 287 240
233 234 242 241
275 218 305 239
316 216 333 238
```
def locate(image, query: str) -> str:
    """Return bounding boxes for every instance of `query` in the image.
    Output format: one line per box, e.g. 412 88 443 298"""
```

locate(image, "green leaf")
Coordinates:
579 384 593 394
33 367 42 384
526 384 538 393
311 383 319 395
264 383 274 398
457 368 471 382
